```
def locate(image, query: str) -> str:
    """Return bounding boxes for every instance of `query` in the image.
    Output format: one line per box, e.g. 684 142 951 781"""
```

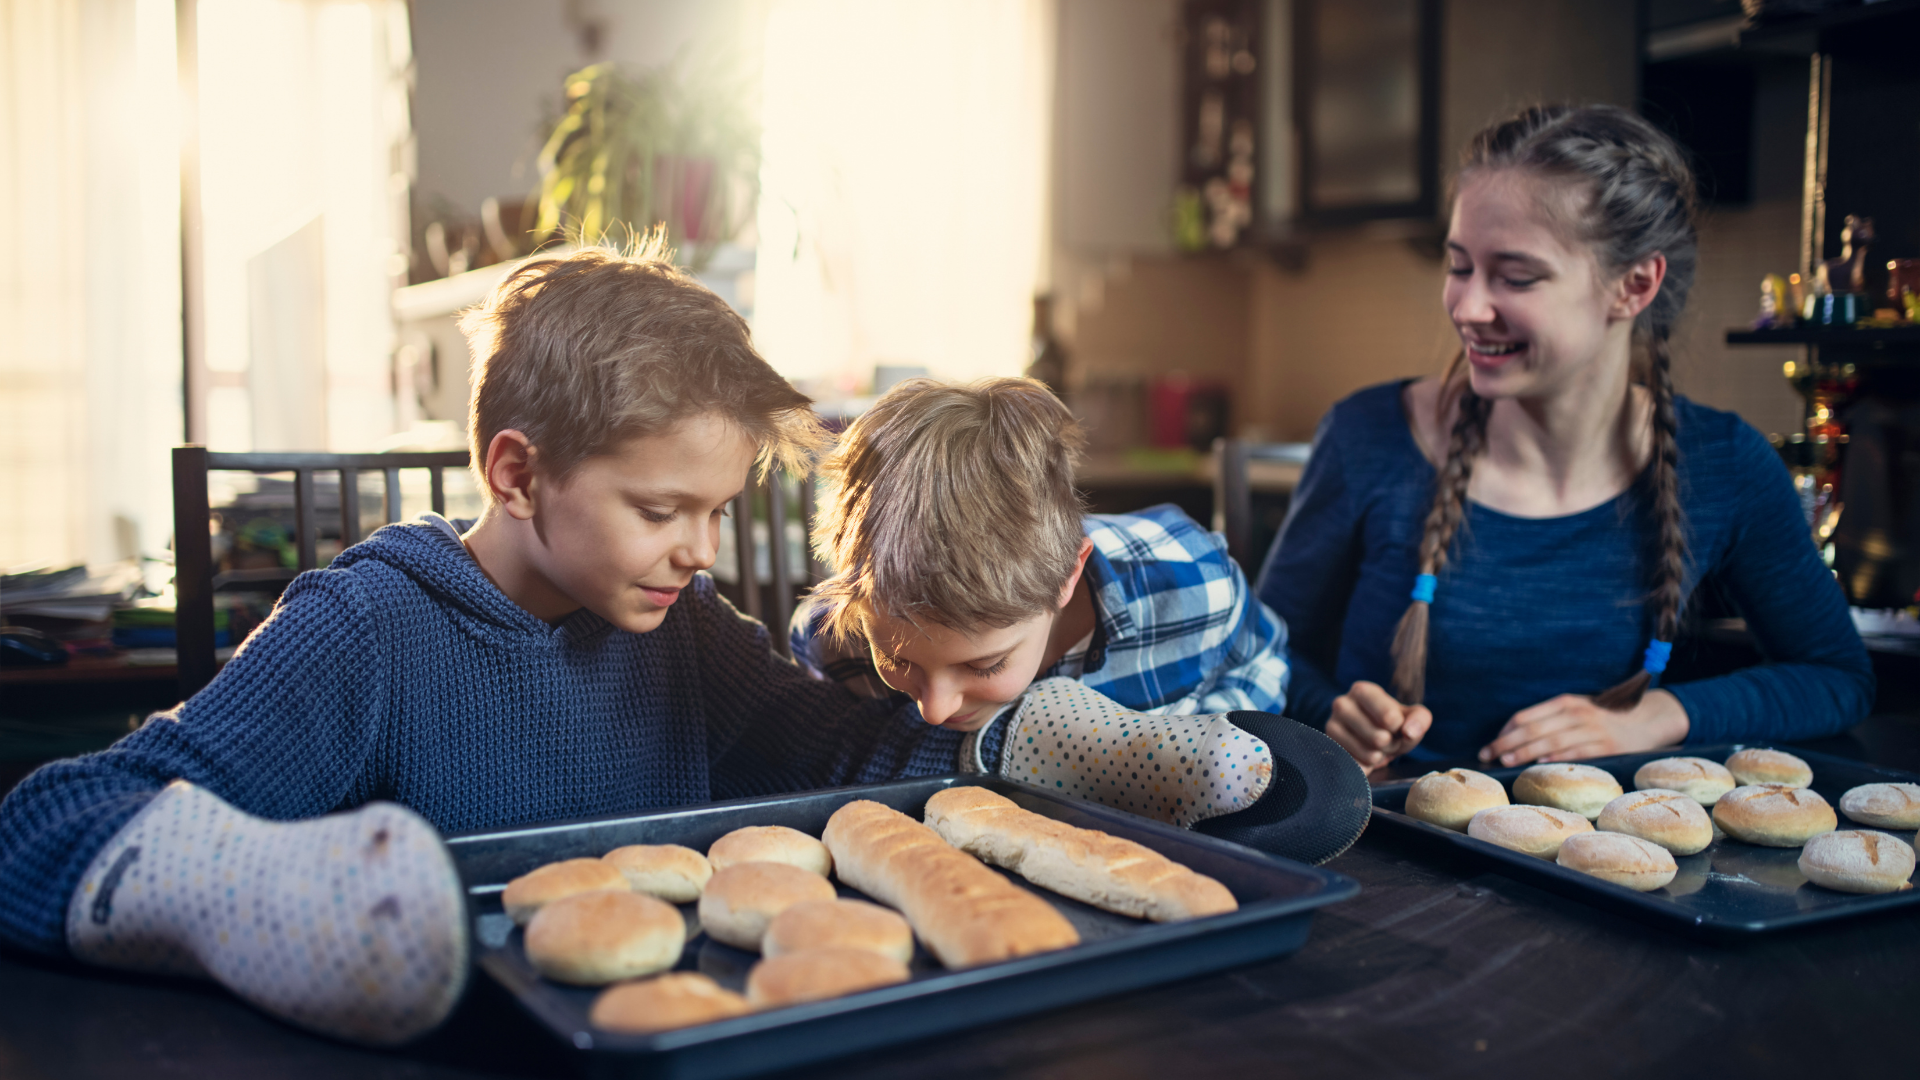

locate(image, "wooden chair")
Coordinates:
1210 439 1312 575
171 447 471 699
721 472 822 657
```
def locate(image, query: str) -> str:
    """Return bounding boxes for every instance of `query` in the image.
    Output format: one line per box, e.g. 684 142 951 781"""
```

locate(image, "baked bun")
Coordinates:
1405 769 1508 831
1632 757 1736 806
763 899 914 965
525 890 686 986
1712 784 1837 847
590 973 751 1034
1838 783 1920 830
503 858 630 924
745 947 910 1008
1724 748 1812 788
1466 805 1592 858
1555 832 1678 891
698 862 837 951
1797 830 1916 894
603 844 712 903
1512 764 1623 820
708 826 834 877
1596 789 1714 856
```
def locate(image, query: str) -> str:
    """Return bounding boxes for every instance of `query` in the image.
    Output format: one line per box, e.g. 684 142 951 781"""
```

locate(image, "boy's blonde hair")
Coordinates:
810 377 1086 642
460 235 825 496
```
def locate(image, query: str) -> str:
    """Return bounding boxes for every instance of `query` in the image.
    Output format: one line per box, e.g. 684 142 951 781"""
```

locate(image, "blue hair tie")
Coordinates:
1642 639 1672 676
1410 573 1437 604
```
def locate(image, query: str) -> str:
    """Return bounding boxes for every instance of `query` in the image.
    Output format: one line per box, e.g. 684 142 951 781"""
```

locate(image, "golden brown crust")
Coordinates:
589 973 751 1034
744 947 910 1008
503 858 631 924
923 787 1237 922
1596 789 1714 856
697 862 837 952
1798 830 1917 894
1466 805 1593 858
1555 832 1678 891
708 826 833 877
524 891 685 986
1724 748 1813 789
1632 757 1736 806
602 844 712 903
1405 769 1509 832
1512 764 1623 820
1712 784 1837 847
763 899 914 964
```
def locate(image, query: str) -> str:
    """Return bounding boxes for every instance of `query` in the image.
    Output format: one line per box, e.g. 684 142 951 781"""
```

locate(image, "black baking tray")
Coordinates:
1370 744 1920 938
445 774 1358 1080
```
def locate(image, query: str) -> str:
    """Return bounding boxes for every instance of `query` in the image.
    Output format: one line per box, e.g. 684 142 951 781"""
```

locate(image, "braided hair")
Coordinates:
1390 104 1699 712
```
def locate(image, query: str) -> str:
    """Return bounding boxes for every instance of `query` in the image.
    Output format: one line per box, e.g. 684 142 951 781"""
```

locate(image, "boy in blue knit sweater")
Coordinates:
0 242 970 1044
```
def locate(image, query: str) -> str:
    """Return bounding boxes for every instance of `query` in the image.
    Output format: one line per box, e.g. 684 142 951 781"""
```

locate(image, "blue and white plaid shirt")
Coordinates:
789 504 1291 717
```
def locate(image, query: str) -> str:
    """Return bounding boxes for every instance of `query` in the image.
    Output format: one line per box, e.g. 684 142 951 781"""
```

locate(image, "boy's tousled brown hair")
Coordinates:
460 232 825 495
809 377 1087 642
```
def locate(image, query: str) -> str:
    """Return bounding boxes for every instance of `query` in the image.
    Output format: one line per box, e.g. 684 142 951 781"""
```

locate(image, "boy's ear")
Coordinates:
484 430 541 521
1055 537 1096 609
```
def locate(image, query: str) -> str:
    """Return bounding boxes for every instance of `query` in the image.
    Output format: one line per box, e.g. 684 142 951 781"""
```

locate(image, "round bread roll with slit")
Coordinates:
525 890 686 986
763 899 914 965
1632 757 1736 806
1798 830 1916 894
1713 784 1836 847
708 826 833 877
1512 764 1623 820
503 858 630 925
1724 748 1812 788
590 973 751 1034
602 844 712 903
1405 769 1508 831
1556 832 1677 891
698 862 837 952
1466 805 1592 858
1838 783 1920 830
745 947 910 1008
1596 789 1714 856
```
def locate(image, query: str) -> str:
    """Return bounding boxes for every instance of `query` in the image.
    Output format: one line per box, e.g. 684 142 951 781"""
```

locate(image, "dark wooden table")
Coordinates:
2 716 1915 1080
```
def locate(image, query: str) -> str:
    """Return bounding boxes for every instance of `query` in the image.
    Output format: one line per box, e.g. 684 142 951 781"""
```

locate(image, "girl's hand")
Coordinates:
1479 689 1689 766
1327 681 1432 771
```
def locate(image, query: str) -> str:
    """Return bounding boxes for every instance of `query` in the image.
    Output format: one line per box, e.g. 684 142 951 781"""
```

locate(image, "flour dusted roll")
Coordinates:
524 890 686 986
590 973 751 1034
1512 764 1623 820
1632 757 1736 806
697 862 837 952
1405 769 1509 832
1797 830 1916 894
763 899 914 965
1713 784 1836 847
1838 783 1920 830
1556 832 1678 891
602 844 712 903
922 786 1236 922
744 947 910 1008
1596 789 1714 857
822 799 1079 969
1724 748 1812 789
708 826 833 877
1466 805 1592 859
502 858 631 924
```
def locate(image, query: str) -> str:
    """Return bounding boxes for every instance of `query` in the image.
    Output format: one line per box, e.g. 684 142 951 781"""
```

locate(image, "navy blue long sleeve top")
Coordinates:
0 521 967 956
1256 381 1874 761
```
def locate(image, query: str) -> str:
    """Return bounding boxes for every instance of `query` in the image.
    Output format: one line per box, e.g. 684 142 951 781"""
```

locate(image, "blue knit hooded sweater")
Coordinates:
0 520 969 956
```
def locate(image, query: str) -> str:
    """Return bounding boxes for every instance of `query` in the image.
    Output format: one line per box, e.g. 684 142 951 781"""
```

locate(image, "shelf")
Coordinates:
1725 326 1920 346
1735 0 1920 54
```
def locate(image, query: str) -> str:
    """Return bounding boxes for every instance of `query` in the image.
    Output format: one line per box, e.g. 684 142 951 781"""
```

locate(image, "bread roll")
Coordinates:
744 947 910 1008
708 826 833 877
1798 830 1916 894
1512 764 1623 820
1712 784 1837 847
1724 748 1812 788
1596 789 1714 856
697 862 836 952
1632 757 1736 806
1838 783 1920 830
822 799 1079 969
763 899 914 965
603 844 712 903
1404 769 1509 832
1556 832 1678 891
589 973 751 1034
1465 805 1592 859
922 786 1236 922
503 858 630 924
524 890 685 986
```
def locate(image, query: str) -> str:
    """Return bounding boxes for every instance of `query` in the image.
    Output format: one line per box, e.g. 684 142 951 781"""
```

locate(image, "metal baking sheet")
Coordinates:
1370 744 1920 937
446 774 1359 1080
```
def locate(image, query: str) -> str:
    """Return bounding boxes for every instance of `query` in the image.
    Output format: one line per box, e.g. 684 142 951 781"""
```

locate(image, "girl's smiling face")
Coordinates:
1443 169 1631 401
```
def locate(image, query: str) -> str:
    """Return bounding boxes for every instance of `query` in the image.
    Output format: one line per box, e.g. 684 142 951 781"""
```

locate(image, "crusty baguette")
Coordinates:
923 787 1237 921
821 800 1079 969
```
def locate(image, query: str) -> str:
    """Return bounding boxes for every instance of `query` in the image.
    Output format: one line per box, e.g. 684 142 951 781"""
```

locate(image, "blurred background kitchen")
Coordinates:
4 0 1917 775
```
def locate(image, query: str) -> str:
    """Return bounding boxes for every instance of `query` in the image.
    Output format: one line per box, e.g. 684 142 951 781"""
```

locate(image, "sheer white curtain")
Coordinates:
751 0 1053 393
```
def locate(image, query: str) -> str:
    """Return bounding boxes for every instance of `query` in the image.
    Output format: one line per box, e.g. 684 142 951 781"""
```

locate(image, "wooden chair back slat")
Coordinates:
339 467 361 546
383 467 402 523
767 476 794 656
294 470 318 571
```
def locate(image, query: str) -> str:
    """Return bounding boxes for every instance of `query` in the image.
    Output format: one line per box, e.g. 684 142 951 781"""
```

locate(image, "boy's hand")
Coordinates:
1478 690 1688 767
1327 681 1431 771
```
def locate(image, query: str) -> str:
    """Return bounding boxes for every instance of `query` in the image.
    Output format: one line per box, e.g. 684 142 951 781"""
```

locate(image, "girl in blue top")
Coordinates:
1257 104 1873 772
